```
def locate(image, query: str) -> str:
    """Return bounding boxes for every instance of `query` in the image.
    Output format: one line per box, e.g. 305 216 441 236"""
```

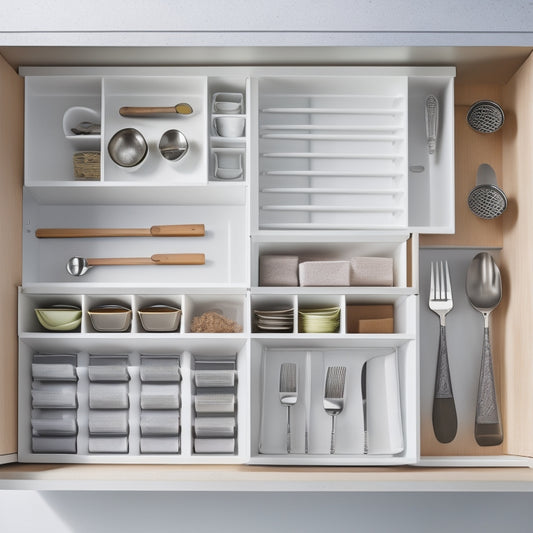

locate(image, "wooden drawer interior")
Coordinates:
419 53 533 461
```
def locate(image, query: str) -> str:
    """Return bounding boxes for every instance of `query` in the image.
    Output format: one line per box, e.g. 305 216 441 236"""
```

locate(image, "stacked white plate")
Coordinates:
298 307 341 333
253 307 294 332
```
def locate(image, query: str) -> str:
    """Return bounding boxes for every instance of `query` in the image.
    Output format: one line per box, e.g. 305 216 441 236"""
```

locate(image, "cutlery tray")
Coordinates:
258 347 404 456
251 341 417 465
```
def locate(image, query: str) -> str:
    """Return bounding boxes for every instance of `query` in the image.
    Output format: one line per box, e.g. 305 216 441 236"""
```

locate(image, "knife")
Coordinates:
361 361 368 454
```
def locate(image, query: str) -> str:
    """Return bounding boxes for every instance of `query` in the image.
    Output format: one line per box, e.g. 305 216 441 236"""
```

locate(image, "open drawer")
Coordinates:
1 58 533 482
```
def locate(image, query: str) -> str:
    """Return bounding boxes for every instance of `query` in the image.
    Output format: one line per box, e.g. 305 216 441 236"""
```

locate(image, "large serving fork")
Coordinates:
429 261 457 443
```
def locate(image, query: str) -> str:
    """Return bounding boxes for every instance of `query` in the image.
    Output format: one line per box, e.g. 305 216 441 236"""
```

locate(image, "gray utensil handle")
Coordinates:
330 415 337 454
475 326 503 446
432 324 457 443
286 405 291 454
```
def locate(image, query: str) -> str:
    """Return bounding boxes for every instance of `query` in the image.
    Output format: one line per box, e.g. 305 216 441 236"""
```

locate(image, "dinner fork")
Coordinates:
323 366 346 454
429 261 458 443
279 363 298 453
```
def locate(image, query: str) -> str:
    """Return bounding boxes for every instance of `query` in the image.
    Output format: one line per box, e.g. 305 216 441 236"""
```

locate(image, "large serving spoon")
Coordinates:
465 252 504 446
67 253 205 276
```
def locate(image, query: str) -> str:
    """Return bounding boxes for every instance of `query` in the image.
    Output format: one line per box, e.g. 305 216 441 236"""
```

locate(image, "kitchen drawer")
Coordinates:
1 58 533 482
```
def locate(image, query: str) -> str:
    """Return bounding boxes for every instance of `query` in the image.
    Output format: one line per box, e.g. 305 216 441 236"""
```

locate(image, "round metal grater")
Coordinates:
468 163 508 219
467 100 505 133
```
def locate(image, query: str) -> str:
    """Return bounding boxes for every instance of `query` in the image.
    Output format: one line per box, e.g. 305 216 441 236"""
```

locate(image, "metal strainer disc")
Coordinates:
467 184 507 219
467 100 505 133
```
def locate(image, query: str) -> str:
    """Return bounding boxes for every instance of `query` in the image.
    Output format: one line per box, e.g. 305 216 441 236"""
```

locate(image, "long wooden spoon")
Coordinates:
36 224 205 238
67 253 205 276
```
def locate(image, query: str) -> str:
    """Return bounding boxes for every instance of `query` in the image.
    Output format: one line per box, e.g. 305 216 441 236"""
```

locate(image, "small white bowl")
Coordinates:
212 92 243 114
214 101 241 114
213 116 245 138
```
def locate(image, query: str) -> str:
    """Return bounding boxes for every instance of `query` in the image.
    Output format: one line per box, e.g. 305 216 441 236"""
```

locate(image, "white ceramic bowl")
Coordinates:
212 92 243 114
213 116 245 138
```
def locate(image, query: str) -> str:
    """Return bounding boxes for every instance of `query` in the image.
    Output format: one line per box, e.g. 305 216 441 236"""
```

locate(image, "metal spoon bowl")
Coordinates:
158 129 188 162
67 256 90 276
108 128 148 168
465 252 504 446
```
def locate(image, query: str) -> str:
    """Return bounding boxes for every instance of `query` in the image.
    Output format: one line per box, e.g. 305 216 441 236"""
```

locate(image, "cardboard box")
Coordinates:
345 304 394 334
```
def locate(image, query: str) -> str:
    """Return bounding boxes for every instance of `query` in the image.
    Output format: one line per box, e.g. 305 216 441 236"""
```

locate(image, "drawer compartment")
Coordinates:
250 340 417 465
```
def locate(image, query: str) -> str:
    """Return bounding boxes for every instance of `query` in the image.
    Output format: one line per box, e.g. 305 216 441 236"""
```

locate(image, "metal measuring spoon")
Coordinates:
465 252 504 446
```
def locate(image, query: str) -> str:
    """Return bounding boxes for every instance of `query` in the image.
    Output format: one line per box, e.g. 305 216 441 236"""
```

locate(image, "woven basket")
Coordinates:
73 151 101 180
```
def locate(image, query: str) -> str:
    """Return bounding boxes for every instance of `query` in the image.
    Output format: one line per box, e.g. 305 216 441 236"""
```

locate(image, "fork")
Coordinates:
279 363 298 453
429 260 458 443
323 366 347 454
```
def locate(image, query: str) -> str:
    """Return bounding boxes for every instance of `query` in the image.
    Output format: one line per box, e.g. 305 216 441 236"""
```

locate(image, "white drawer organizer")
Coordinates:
19 66 456 466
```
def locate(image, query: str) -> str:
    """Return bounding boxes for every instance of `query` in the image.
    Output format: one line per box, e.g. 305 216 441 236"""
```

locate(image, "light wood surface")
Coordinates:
501 52 533 458
0 463 533 491
420 84 504 248
0 54 23 456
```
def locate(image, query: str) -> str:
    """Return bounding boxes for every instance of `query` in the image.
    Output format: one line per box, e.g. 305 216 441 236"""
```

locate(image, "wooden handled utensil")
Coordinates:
67 253 205 276
119 103 193 117
36 224 205 239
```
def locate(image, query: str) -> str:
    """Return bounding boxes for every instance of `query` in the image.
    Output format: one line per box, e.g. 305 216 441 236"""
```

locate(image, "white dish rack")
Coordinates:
257 76 409 230
18 65 457 466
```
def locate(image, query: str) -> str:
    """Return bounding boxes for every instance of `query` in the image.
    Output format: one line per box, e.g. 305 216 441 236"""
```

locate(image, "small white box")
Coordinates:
350 257 394 286
299 261 351 287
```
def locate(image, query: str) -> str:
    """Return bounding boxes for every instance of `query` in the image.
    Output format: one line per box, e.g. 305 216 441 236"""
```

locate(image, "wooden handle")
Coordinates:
119 103 192 117
36 224 205 238
151 253 205 265
36 228 151 238
150 224 205 237
86 254 205 267
119 106 175 116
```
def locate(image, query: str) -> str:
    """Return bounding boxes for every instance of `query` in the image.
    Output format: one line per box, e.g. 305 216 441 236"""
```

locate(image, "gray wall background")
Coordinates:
2 490 533 532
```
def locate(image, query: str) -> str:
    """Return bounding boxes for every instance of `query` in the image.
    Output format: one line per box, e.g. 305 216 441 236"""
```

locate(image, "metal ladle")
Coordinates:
465 252 504 446
67 253 205 276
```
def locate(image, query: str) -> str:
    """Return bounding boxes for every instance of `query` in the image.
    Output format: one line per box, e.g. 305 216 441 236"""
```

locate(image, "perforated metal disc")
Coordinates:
467 100 505 133
468 185 507 219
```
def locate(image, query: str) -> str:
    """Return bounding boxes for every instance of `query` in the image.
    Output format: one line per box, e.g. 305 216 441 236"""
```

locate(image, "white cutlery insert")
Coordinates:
19 66 455 465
